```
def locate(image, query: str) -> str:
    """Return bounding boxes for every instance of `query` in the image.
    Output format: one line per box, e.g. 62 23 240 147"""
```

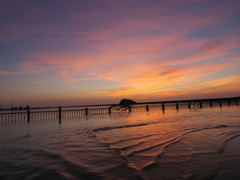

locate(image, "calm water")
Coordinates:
0 105 240 180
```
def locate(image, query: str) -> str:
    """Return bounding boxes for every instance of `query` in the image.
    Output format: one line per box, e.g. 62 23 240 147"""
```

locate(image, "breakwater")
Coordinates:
0 96 239 123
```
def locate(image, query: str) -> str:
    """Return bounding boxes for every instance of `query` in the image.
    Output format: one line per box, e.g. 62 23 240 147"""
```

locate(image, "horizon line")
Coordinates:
1 96 239 111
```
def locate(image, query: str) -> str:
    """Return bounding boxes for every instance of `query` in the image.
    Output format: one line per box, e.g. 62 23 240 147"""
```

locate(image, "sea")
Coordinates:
0 103 240 180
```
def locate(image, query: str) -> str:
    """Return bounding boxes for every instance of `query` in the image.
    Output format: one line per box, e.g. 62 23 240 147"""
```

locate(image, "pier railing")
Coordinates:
0 96 239 123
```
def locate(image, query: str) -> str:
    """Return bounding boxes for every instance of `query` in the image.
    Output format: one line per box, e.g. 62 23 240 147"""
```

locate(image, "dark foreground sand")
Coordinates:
213 136 240 180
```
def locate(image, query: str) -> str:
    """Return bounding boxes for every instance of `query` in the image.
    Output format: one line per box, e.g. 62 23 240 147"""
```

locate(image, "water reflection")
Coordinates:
0 106 240 179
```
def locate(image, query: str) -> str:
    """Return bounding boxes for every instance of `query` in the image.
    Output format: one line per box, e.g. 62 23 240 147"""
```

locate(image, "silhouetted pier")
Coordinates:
0 96 239 123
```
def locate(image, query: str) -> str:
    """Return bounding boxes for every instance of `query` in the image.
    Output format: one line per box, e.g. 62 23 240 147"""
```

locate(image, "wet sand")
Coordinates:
0 105 239 179
213 135 240 180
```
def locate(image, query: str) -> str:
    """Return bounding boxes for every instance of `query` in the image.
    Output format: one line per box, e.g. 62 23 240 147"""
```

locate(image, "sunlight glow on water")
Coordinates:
0 105 240 179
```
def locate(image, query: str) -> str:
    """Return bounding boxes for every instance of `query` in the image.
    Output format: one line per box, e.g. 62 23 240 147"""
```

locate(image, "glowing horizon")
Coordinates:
0 0 240 108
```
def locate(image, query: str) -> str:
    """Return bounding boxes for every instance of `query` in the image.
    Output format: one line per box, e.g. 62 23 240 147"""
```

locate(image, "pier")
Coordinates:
0 96 239 123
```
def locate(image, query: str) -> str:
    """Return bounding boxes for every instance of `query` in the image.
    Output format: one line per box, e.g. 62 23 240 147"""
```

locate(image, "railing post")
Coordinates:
228 101 230 106
27 109 30 122
188 102 191 109
199 102 202 108
219 101 222 108
58 106 62 120
85 108 88 116
129 106 132 113
162 103 165 111
210 101 213 107
146 105 149 112
236 100 239 106
108 107 111 114
176 103 179 110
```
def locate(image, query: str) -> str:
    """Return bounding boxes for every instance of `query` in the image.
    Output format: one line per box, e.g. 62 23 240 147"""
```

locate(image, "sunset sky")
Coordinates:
1 0 240 107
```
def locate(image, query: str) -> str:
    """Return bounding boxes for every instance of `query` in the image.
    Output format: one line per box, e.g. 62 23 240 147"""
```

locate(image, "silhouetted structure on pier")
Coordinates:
109 99 136 112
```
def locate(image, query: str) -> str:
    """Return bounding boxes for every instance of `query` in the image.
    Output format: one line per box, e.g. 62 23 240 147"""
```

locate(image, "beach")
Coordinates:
0 105 240 180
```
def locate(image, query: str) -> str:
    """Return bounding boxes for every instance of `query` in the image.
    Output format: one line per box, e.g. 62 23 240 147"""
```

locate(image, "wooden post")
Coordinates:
236 100 239 106
129 106 132 113
27 109 30 122
199 102 202 108
176 103 179 110
210 101 213 107
58 106 62 125
219 101 222 108
146 105 149 112
228 101 230 106
85 108 88 116
108 107 111 114
188 102 191 109
58 106 62 120
162 103 165 111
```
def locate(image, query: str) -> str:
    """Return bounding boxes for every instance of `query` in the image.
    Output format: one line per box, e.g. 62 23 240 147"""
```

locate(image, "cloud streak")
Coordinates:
0 0 240 105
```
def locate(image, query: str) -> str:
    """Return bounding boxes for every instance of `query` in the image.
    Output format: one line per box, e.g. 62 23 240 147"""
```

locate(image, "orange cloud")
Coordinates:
1 0 239 103
13 40 238 97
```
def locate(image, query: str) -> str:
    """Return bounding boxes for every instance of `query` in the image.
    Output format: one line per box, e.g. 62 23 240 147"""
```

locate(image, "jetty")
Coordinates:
0 96 239 123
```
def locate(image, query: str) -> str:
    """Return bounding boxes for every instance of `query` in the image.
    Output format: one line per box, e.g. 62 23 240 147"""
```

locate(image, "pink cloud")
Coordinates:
0 71 18 75
1 0 239 103
8 30 238 90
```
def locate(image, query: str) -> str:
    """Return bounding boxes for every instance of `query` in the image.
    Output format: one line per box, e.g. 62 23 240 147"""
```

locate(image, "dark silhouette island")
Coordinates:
110 99 136 112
